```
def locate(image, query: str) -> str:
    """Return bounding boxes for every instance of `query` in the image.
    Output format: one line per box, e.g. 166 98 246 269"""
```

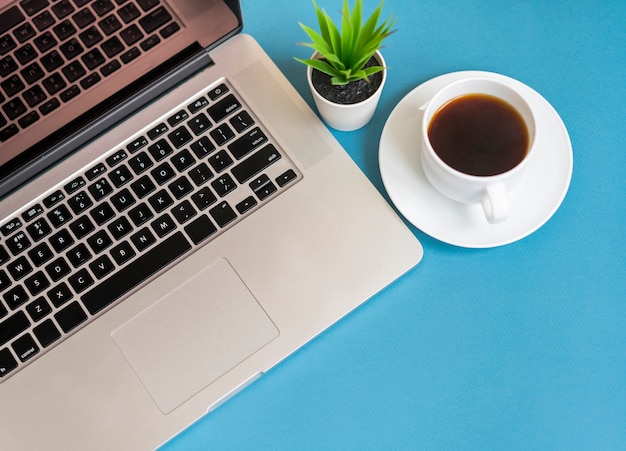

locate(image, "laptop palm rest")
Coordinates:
111 258 279 414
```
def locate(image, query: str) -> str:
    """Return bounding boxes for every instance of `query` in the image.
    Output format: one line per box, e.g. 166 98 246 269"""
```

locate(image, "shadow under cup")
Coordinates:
420 78 536 223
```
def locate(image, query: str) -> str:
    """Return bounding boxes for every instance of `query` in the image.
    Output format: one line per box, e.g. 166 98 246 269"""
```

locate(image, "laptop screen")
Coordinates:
0 0 242 198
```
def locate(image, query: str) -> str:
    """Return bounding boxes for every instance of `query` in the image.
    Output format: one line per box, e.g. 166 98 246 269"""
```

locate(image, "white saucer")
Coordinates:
379 71 573 248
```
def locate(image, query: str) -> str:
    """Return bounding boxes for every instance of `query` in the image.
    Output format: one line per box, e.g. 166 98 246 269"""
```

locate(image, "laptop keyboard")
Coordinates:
0 0 181 142
0 80 301 380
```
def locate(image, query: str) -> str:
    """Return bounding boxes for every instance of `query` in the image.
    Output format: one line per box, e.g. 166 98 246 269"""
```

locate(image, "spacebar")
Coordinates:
81 232 191 315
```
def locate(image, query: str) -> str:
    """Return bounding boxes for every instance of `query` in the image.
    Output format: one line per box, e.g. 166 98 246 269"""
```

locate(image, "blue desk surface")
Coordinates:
163 1 625 449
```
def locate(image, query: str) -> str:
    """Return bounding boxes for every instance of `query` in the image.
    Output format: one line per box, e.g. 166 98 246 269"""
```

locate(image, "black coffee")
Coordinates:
427 94 529 176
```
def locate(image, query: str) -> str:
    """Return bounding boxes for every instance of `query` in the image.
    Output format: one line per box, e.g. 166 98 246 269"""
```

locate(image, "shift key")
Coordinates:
231 144 281 184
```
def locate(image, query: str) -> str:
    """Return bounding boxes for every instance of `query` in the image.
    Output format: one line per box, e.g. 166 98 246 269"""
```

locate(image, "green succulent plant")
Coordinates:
295 0 396 86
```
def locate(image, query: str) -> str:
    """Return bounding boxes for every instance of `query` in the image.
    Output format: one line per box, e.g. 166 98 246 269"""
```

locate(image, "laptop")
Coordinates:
0 0 423 449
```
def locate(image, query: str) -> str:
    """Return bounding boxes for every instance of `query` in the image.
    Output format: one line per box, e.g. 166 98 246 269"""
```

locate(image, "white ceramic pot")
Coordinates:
307 51 386 131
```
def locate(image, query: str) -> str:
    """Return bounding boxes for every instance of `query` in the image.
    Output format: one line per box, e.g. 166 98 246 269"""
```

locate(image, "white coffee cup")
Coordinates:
420 77 536 223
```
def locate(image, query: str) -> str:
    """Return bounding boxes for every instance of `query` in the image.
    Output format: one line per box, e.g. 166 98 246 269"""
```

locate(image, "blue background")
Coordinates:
163 1 625 449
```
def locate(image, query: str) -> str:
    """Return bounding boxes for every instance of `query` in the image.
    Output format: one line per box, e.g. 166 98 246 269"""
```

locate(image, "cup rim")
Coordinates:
421 77 537 181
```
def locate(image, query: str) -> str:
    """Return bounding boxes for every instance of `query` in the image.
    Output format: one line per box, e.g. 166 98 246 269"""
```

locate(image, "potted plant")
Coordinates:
295 0 396 131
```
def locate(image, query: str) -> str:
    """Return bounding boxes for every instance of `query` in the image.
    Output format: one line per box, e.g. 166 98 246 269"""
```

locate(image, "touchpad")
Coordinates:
112 258 279 414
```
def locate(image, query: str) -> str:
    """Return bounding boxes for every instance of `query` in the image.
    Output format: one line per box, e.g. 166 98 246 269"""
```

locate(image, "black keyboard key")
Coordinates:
53 20 76 40
0 311 29 347
207 93 241 123
55 301 87 333
68 268 94 293
209 123 234 146
187 97 207 114
88 177 113 200
118 3 140 23
92 0 115 16
150 213 175 238
32 10 55 31
151 162 175 185
0 7 25 36
190 136 215 158
22 85 47 108
130 175 155 198
14 43 37 64
106 149 127 167
42 72 67 95
128 152 154 175
64 176 86 194
60 84 81 103
170 200 196 224
6 231 30 255
236 196 257 215
69 215 94 239
229 111 254 133
59 37 83 59
4 285 29 309
168 176 193 200
79 26 103 47
139 34 160 51
33 31 56 52
111 188 135 212
0 245 9 264
147 122 168 140
2 97 27 120
81 48 105 70
159 22 179 39
209 201 236 228
101 36 124 57
137 0 159 12
39 98 60 115
1 217 22 236
99 14 122 35
25 217 52 241
228 127 267 159
49 229 73 252
1 74 25 97
89 201 115 225
86 162 107 180
66 243 91 267
26 297 52 322
208 150 233 173
120 24 143 45
0 270 10 293
167 126 192 149
130 227 155 251
33 318 61 347
139 6 171 34
18 110 40 129
28 242 53 266
45 257 71 282
126 135 148 153
110 240 135 265
43 190 64 208
0 54 18 76
7 256 32 282
148 139 173 161
148 189 173 212
120 46 140 64
86 229 112 254
100 59 120 76
20 0 49 16
191 186 217 210
82 232 191 315
80 72 101 89
11 333 39 362
0 348 18 377
187 112 211 135
167 109 189 127
89 255 114 279
52 0 75 20
13 22 36 43
72 8 95 28
184 214 216 245
47 204 72 227
24 270 50 296
188 162 213 186
211 174 236 197
128 202 153 226
208 83 229 101
108 165 133 187
231 144 281 184
67 190 93 214
107 216 133 240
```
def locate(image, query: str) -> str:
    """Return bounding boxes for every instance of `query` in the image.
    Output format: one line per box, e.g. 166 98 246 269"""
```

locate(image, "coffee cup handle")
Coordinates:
481 184 509 224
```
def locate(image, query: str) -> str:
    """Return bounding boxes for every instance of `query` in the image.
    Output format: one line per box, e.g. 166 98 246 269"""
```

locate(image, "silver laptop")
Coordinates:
0 0 423 449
